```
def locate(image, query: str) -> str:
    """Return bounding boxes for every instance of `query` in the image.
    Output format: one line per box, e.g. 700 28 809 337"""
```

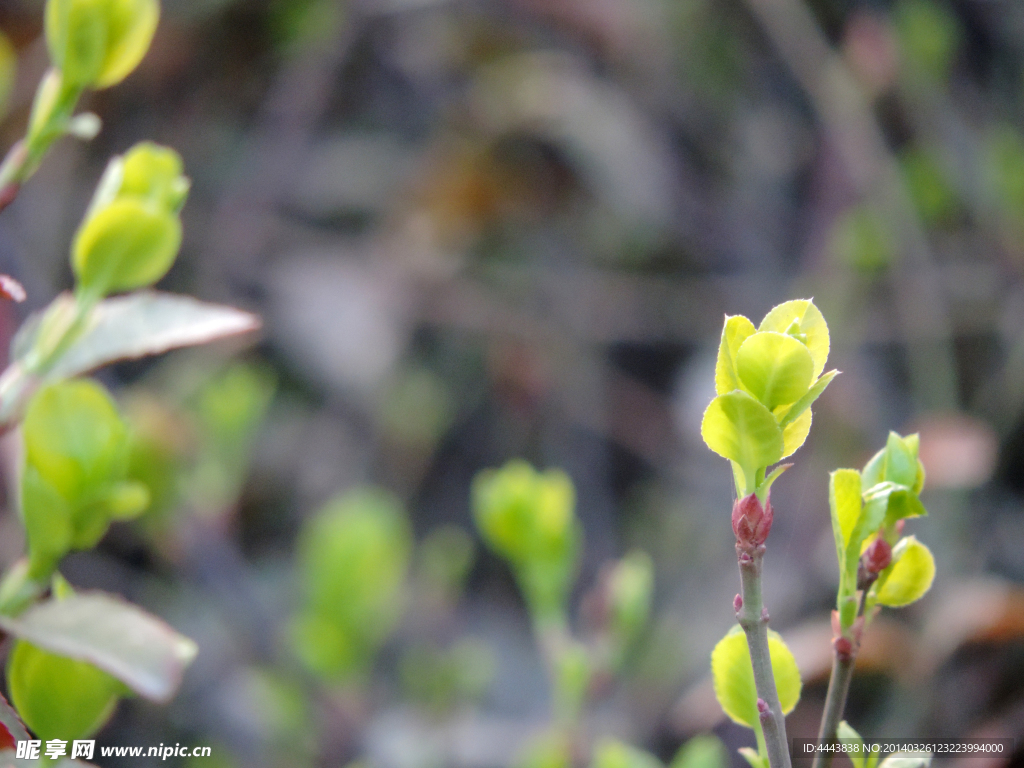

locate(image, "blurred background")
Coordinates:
0 0 1022 765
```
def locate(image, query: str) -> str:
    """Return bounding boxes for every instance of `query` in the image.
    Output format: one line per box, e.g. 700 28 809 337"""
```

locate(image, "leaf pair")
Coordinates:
73 142 189 299
46 0 159 89
829 433 935 629
711 626 801 732
703 300 838 496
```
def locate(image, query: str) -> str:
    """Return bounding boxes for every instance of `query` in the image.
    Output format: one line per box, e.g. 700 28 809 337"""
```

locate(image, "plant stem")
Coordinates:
0 69 83 215
736 546 792 768
811 652 854 768
813 575 876 768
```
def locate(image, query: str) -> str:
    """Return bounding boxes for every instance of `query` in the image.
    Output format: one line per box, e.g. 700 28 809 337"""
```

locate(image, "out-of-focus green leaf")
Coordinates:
417 525 476 599
20 379 145 577
591 739 663 768
7 640 124 741
400 639 494 716
986 126 1024 231
607 550 654 662
291 488 411 681
0 32 16 119
711 625 801 728
901 146 958 225
670 735 727 768
837 722 866 768
472 461 581 618
46 0 160 89
893 0 960 81
829 206 894 273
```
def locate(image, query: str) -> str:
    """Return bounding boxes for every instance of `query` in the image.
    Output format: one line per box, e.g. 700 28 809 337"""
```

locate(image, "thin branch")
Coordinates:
736 546 792 768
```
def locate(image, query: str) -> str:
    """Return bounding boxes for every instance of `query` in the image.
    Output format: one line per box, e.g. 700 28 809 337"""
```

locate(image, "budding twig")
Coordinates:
733 492 792 768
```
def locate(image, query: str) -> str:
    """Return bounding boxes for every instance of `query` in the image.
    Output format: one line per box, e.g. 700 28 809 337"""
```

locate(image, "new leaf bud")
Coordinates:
72 142 189 298
862 536 893 575
45 0 160 89
732 492 773 549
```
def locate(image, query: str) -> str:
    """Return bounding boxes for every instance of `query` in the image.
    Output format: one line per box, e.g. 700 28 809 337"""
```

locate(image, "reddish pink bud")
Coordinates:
732 493 773 549
833 636 854 660
733 594 743 612
757 698 769 715
862 536 892 575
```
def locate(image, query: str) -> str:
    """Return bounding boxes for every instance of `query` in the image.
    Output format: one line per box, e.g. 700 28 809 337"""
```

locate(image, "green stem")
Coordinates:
814 574 876 768
736 546 792 768
811 652 855 768
0 68 83 215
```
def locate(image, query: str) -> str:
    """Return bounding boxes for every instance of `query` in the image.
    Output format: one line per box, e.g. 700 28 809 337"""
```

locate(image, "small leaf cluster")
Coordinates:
290 489 413 683
702 299 838 498
73 141 189 300
0 0 270 751
23 0 160 182
473 461 655 768
829 433 935 632
473 459 582 620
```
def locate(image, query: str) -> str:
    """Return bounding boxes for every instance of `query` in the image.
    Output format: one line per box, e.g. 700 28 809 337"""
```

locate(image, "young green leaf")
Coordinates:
829 469 862 563
837 721 866 768
862 432 921 491
670 735 727 768
715 315 756 396
873 537 935 607
780 408 812 460
73 198 182 296
591 739 663 768
46 0 160 89
701 391 784 478
735 332 814 409
711 625 801 728
777 369 839 429
758 299 831 379
737 748 767 768
7 640 124 741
